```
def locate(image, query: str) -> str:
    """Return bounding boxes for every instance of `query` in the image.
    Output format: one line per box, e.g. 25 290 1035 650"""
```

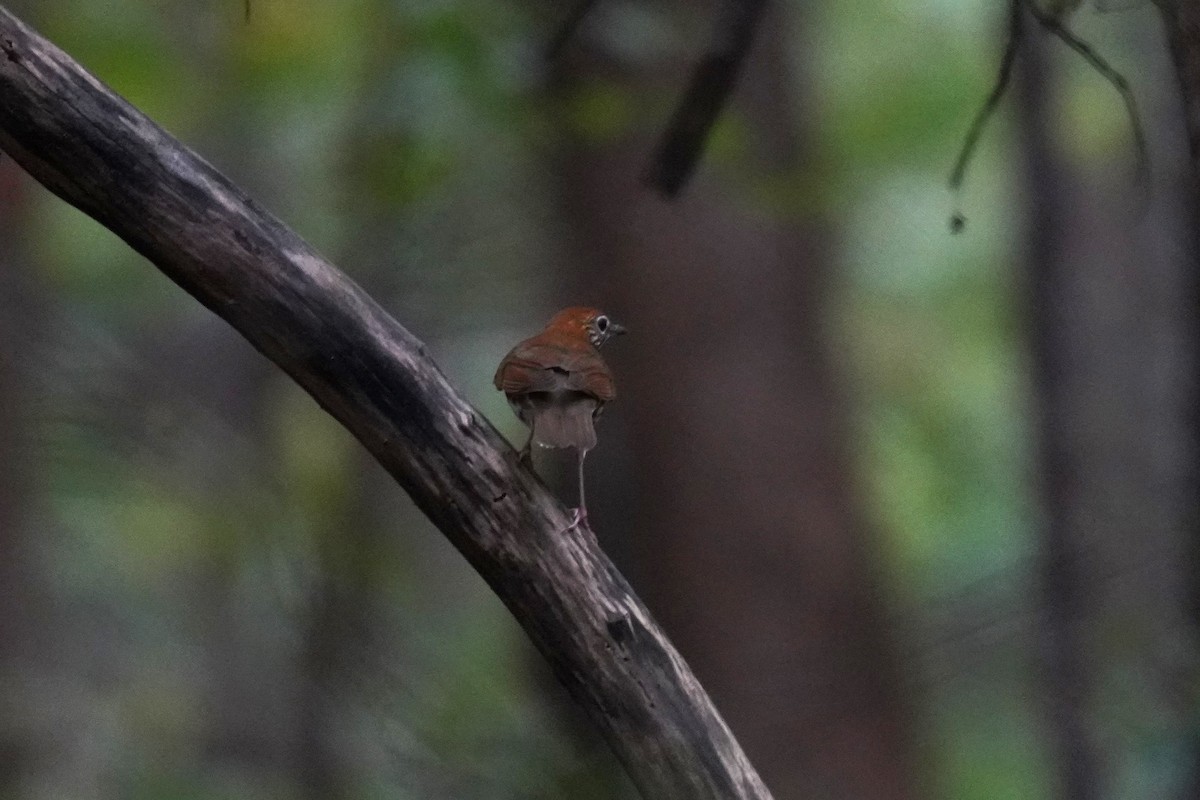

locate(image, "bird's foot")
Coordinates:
562 506 592 537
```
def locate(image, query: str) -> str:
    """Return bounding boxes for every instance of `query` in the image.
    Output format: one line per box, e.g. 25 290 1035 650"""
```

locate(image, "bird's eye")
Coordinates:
596 316 609 332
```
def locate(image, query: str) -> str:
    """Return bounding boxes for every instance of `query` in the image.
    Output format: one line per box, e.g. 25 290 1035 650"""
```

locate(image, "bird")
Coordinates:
494 307 625 529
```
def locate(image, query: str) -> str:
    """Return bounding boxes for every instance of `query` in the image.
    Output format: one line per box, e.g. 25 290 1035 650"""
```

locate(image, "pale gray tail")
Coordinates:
533 397 598 451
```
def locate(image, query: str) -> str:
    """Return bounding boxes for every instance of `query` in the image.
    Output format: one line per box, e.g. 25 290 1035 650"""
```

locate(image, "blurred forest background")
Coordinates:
0 0 1197 799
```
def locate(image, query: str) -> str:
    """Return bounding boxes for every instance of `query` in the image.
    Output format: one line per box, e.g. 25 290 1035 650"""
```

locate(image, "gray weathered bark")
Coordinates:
0 7 773 799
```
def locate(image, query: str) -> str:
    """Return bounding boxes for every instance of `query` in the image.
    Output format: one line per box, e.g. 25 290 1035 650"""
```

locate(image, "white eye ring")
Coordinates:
596 316 609 332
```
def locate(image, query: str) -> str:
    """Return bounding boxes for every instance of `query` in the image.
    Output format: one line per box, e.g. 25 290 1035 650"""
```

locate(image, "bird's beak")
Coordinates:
610 321 627 336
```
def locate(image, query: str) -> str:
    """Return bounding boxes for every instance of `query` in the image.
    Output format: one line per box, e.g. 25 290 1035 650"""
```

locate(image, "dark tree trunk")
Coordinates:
1157 4 1200 796
295 474 380 800
0 147 41 796
1015 17 1102 800
1014 9 1200 796
550 8 916 800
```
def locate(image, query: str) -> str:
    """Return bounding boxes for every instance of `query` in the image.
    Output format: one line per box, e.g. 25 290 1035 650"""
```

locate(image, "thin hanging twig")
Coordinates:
1026 2 1149 185
949 0 1149 231
950 0 1023 193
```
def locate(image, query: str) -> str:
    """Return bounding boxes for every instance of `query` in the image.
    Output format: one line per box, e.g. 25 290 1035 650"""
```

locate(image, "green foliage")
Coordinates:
561 80 637 144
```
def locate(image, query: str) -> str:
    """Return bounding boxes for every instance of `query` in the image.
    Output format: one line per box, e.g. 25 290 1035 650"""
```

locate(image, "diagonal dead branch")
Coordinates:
0 6 772 800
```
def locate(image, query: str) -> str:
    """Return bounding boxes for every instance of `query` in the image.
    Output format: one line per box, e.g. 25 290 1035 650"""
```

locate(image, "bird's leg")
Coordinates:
564 448 590 532
518 428 534 468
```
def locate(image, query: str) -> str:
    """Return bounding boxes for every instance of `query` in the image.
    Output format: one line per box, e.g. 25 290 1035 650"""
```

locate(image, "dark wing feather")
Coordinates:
494 354 561 394
494 341 616 402
576 368 615 402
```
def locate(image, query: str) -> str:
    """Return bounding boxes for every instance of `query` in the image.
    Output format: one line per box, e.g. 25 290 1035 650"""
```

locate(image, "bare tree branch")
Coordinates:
643 0 769 197
0 7 773 800
544 0 602 61
1025 2 1148 186
950 0 1148 230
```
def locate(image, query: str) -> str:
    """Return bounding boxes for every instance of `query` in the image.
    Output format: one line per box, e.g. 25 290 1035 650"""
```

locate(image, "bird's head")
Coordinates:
546 306 627 349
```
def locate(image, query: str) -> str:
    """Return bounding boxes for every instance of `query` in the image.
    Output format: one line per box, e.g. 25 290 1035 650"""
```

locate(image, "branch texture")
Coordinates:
0 8 772 800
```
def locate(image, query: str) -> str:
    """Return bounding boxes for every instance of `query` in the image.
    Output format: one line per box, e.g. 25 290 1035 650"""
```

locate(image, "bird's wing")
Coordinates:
494 341 616 402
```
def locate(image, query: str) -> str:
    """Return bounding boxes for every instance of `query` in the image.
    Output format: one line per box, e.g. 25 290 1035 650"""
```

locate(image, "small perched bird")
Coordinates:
494 307 625 528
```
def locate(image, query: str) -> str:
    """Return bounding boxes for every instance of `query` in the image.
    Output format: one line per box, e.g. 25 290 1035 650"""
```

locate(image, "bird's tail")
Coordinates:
533 401 597 451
